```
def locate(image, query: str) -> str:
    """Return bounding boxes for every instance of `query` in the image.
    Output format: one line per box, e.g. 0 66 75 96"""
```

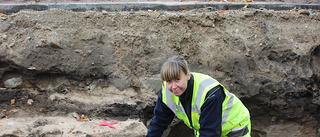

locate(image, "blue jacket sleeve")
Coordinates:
198 86 225 137
146 89 175 137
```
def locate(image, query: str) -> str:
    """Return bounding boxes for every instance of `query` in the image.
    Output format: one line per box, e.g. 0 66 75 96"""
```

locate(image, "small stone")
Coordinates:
28 67 36 70
102 10 108 15
4 77 23 88
299 10 310 16
71 112 79 118
27 99 34 105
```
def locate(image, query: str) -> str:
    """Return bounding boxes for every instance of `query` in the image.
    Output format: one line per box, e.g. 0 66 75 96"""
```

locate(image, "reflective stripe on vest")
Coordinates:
221 89 234 127
164 87 178 116
193 78 218 115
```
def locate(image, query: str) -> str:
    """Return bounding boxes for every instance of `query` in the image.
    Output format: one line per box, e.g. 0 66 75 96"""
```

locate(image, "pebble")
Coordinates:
299 10 310 16
71 112 79 118
27 99 34 105
4 77 23 88
28 67 37 70
102 10 108 15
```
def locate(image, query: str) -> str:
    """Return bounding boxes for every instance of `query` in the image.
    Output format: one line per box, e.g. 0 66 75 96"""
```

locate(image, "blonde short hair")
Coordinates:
160 56 189 84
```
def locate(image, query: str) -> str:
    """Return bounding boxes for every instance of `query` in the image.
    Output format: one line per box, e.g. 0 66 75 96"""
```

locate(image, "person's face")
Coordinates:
166 70 191 96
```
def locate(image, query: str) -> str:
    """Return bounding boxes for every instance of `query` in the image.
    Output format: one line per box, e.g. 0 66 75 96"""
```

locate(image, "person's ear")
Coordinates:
187 72 191 80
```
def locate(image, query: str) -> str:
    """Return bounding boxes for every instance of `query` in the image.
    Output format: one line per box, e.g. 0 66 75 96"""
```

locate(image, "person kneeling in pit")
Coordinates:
147 55 251 137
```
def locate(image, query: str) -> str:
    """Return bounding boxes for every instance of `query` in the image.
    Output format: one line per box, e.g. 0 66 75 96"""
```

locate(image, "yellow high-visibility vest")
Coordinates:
162 72 251 137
